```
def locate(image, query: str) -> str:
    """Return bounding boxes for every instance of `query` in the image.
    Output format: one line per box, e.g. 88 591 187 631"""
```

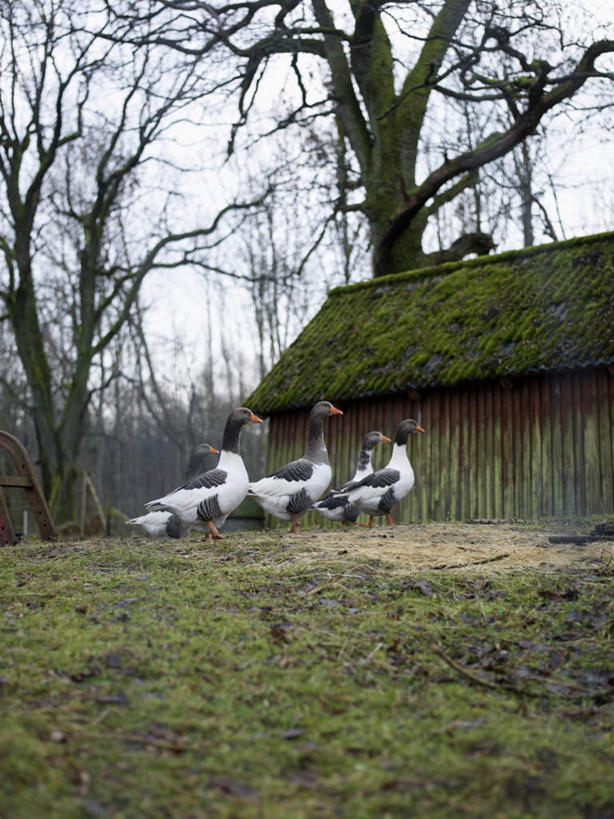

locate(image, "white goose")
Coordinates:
248 400 343 532
312 430 391 523
346 419 425 527
125 442 220 538
144 407 262 539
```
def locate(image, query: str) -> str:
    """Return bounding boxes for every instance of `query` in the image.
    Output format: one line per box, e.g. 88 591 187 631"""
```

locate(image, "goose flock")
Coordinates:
126 400 425 539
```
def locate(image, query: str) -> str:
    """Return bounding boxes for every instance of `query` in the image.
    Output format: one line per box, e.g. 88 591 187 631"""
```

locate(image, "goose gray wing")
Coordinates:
271 459 314 482
314 492 350 511
172 468 228 493
337 477 360 492
353 469 400 489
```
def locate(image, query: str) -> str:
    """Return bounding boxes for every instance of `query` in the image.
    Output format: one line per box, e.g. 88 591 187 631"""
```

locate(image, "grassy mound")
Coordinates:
1 527 613 817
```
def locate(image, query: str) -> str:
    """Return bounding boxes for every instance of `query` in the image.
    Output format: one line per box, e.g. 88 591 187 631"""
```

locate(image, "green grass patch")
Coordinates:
1 531 613 817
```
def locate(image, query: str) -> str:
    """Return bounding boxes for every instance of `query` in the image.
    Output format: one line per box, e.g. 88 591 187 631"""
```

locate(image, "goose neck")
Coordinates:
355 447 372 476
305 413 328 463
222 418 242 454
388 442 410 468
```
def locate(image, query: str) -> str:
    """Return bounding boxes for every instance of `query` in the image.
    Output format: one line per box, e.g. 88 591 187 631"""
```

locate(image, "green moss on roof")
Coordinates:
245 232 614 415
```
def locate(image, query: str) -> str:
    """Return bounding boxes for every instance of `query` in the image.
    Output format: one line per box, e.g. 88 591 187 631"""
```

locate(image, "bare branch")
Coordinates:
381 39 614 259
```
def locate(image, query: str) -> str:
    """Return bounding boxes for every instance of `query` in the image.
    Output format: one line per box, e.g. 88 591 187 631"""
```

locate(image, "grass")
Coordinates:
1 528 613 818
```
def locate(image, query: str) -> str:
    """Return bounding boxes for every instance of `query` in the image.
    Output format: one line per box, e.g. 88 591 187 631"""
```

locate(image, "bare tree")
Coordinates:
237 187 320 379
0 0 266 520
114 0 614 277
421 94 560 253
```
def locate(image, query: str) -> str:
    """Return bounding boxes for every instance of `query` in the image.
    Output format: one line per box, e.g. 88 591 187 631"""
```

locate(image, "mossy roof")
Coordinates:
245 232 614 415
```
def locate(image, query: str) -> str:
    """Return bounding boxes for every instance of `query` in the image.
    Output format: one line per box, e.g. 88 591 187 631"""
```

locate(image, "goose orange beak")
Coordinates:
330 405 343 416
416 423 426 433
381 435 392 442
250 413 263 424
209 446 220 455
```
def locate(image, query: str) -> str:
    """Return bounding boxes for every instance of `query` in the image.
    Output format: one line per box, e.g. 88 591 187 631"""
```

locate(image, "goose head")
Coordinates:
394 419 425 446
363 430 392 449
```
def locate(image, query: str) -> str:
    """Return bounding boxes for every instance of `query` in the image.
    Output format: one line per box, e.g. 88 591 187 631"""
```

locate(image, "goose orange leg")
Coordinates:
207 520 224 540
290 514 301 533
368 516 374 528
385 514 395 526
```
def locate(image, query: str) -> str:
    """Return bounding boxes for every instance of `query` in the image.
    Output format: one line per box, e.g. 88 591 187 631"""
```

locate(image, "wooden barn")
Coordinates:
245 232 614 523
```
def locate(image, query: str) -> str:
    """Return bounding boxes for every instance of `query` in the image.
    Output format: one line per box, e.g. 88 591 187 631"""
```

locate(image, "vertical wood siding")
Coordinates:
264 367 614 525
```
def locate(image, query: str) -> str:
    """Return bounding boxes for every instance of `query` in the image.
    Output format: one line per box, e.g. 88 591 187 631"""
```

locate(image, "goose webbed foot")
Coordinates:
207 521 224 540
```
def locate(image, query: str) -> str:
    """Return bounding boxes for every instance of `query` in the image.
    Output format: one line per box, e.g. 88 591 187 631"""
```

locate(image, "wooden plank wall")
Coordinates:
265 367 614 525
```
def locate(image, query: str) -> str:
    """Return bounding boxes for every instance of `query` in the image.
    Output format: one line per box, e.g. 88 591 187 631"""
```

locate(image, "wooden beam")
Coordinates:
0 475 33 488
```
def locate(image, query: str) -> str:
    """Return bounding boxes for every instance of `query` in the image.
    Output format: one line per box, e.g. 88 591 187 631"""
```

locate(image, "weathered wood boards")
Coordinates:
265 367 614 524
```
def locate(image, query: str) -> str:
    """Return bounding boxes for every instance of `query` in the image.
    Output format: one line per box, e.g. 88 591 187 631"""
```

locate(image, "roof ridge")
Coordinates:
327 229 614 298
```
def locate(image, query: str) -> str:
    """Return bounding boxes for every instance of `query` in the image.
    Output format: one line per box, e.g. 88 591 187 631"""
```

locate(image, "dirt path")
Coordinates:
287 521 614 574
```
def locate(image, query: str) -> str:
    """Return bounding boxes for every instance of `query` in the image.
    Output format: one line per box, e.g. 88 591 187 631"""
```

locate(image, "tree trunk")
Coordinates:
331 0 472 277
28 381 88 523
371 213 427 277
517 142 535 247
8 252 91 522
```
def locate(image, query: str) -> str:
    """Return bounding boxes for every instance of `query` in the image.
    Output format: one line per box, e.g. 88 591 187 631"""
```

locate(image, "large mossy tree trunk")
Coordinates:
313 0 474 276
218 0 614 278
332 1 613 276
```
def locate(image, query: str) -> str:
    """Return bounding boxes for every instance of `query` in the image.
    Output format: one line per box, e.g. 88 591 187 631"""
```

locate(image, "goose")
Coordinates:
248 400 343 532
125 442 220 538
312 430 391 523
346 419 425 527
144 407 262 539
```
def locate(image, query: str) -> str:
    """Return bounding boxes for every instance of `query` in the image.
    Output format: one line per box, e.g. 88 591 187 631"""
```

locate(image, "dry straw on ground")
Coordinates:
280 521 614 575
